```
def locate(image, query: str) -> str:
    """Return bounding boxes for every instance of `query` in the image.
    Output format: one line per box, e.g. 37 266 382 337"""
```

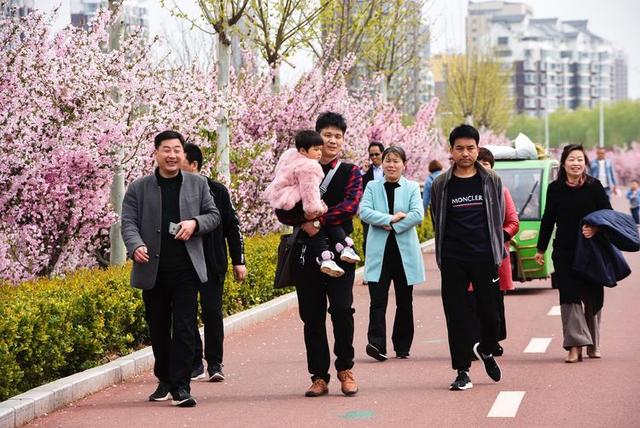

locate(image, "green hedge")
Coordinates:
0 216 433 400
0 267 147 401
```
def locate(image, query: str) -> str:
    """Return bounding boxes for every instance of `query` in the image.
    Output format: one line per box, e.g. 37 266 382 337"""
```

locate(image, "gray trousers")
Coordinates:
560 302 601 350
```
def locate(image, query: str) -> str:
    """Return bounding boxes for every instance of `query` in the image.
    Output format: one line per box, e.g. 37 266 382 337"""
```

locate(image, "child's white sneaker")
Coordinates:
340 247 361 264
320 260 345 277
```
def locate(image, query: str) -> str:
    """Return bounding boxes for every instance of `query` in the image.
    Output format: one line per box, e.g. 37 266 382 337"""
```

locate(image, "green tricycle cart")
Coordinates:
493 158 559 283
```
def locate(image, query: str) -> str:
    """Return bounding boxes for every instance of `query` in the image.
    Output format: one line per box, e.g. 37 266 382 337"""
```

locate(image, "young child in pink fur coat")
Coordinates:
264 130 360 277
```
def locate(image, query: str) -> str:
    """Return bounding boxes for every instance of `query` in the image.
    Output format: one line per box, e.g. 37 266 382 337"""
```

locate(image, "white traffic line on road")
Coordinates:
547 305 561 316
523 338 553 353
488 391 526 418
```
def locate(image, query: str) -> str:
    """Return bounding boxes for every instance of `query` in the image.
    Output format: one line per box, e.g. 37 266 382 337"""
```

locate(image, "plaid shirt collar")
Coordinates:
321 157 339 169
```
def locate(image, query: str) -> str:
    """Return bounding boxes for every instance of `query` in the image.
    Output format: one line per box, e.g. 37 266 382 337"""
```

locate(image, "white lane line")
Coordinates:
488 391 526 418
523 337 552 353
547 305 561 316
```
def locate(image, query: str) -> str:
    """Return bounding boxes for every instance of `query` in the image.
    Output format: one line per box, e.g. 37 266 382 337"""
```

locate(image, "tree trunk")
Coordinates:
109 146 126 265
271 64 281 94
216 37 231 182
380 76 388 103
108 0 126 266
464 114 474 126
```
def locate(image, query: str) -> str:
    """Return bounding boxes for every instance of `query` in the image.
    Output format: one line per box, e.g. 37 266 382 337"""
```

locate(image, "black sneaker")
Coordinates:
494 344 504 357
148 382 172 401
191 364 206 380
473 342 502 382
171 389 197 407
366 343 388 361
208 366 225 382
395 351 409 359
449 370 473 391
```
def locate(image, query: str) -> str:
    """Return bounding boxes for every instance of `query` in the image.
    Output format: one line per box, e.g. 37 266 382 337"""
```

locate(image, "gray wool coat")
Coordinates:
121 170 221 289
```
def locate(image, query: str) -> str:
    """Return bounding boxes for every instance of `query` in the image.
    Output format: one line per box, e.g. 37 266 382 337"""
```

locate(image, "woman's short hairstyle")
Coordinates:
381 146 407 163
477 147 495 168
428 159 443 173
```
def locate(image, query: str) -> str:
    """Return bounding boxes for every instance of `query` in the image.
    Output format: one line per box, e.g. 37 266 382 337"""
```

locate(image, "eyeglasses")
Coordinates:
369 153 381 158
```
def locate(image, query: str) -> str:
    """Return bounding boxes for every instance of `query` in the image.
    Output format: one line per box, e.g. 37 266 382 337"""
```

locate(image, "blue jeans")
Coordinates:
631 206 639 225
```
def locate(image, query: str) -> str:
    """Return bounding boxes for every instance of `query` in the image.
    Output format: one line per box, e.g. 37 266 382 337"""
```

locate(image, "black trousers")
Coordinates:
497 291 506 341
308 225 349 259
143 268 199 392
440 258 500 371
362 222 369 256
367 239 414 355
192 273 225 372
292 237 355 382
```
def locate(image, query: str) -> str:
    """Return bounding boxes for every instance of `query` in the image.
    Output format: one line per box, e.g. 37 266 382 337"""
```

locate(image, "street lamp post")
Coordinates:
544 111 550 150
599 98 605 148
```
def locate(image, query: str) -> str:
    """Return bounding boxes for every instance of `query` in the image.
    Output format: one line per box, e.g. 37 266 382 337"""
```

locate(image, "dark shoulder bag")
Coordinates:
273 227 300 289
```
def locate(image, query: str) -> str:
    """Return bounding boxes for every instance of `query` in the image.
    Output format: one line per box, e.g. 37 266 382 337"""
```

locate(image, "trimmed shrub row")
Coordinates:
0 217 433 400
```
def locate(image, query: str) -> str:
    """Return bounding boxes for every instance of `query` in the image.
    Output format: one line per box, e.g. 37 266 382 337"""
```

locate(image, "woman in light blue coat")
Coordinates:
360 146 425 361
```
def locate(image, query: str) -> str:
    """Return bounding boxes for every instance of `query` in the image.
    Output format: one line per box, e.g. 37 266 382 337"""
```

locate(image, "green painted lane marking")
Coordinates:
339 410 375 420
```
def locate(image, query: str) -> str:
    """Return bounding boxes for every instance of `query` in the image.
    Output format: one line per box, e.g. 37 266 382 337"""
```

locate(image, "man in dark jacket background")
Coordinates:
181 143 246 383
360 141 384 258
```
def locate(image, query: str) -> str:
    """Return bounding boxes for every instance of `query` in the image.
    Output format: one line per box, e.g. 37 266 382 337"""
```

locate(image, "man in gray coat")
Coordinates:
121 130 220 407
430 124 504 392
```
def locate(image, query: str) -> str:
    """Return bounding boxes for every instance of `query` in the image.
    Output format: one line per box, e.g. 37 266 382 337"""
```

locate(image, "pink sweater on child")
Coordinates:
264 148 326 215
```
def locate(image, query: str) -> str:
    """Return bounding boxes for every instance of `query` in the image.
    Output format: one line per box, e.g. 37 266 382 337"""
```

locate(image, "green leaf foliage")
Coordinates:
506 100 640 148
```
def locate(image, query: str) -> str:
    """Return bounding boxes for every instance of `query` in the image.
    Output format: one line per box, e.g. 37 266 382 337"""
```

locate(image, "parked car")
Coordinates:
493 158 559 283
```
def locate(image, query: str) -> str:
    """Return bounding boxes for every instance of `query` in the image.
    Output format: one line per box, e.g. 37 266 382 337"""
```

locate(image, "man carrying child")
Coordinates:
274 112 363 397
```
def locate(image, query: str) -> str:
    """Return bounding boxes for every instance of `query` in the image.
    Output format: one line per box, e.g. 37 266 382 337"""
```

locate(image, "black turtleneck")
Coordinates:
384 181 400 213
384 180 401 258
155 169 192 272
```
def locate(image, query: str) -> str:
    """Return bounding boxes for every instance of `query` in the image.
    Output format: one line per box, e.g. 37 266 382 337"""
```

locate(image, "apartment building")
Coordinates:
467 1 628 117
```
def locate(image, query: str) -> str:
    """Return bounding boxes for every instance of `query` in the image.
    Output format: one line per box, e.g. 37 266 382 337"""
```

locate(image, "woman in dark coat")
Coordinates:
535 144 612 363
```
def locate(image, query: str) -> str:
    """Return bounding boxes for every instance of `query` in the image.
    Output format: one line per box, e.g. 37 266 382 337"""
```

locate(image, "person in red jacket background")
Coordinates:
472 147 519 355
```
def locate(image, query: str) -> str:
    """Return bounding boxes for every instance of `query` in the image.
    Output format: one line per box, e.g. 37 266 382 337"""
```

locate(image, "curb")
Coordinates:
0 238 435 428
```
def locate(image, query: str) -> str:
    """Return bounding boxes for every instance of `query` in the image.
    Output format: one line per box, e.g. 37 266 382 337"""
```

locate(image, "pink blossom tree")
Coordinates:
0 11 220 281
0 11 445 281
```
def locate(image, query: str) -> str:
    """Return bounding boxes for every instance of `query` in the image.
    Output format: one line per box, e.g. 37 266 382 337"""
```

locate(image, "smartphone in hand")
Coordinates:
169 222 182 236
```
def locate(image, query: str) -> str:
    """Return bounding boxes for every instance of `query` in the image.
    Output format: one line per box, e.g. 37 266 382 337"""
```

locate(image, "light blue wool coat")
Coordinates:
360 176 425 285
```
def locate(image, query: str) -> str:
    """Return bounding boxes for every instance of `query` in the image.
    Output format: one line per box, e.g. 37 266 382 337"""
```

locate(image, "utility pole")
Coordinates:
544 112 549 150
543 58 550 150
599 99 605 148
599 59 606 148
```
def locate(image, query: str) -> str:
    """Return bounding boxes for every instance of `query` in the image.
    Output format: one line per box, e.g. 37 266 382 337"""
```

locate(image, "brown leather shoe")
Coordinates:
304 378 328 397
337 370 358 396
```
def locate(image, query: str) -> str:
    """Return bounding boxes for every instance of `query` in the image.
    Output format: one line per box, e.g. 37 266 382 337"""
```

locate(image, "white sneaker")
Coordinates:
320 260 345 277
340 247 361 264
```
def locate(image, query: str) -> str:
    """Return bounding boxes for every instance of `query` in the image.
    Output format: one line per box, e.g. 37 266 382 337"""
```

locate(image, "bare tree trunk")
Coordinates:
380 77 388 103
109 0 126 266
464 114 474 126
216 37 231 182
271 64 281 94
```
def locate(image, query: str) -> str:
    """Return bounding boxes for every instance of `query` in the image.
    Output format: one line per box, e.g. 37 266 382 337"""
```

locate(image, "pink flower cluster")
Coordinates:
224 54 443 234
0 11 219 282
0 12 443 282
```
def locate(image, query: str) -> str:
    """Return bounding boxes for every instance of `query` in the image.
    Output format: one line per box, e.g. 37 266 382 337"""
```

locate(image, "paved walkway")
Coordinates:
26 195 640 428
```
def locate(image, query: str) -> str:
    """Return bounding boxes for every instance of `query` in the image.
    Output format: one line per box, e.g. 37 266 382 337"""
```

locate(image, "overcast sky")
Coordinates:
429 0 640 98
